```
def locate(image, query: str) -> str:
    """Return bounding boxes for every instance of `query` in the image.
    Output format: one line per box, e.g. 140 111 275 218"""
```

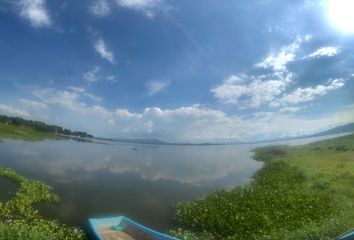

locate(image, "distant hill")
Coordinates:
229 122 354 145
95 137 169 144
112 138 168 144
3 113 352 145
95 137 218 145
99 122 354 145
310 122 354 137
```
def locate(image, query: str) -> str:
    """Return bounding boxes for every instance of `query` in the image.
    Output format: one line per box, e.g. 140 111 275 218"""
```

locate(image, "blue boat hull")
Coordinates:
88 216 178 240
336 229 354 240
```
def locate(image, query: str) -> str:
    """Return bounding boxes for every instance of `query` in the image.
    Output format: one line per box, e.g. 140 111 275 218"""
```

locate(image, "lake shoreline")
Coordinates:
0 124 354 240
171 134 354 239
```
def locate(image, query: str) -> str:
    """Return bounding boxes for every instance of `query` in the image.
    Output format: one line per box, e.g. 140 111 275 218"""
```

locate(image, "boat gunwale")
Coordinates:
88 216 179 240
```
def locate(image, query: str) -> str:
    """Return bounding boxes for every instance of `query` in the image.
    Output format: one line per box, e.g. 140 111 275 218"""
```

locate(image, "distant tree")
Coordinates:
0 114 94 138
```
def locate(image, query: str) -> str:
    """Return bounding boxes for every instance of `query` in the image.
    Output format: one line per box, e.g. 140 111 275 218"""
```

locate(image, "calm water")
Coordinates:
0 177 17 202
0 134 347 231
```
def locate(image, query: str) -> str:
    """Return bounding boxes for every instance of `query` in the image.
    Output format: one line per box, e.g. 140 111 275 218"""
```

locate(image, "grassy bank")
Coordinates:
172 134 354 239
0 123 59 142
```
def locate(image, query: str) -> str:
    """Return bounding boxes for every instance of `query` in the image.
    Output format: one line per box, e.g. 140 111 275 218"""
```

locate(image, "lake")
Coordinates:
0 134 347 232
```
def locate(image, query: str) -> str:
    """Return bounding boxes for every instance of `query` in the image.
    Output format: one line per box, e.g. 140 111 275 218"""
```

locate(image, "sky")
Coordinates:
0 0 353 143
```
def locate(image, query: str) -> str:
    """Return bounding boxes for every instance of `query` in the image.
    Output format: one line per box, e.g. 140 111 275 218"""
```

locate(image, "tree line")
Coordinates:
0 115 94 138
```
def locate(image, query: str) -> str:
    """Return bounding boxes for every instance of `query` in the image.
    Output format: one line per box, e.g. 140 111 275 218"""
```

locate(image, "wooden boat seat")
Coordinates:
98 223 160 240
98 226 136 240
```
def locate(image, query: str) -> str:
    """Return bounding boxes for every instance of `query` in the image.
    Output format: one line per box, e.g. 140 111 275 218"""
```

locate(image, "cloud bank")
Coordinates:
1 85 353 143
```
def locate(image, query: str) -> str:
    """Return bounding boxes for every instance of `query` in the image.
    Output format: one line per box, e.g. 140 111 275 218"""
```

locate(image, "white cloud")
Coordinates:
32 88 85 111
20 99 48 110
211 72 293 108
90 0 111 17
280 107 300 113
115 0 162 18
256 50 295 72
115 109 143 119
67 86 85 93
111 106 230 140
83 66 100 82
212 37 309 109
94 38 115 64
84 93 102 102
146 80 170 96
255 37 305 71
82 67 116 84
17 0 51 28
107 104 354 142
68 86 102 102
252 112 274 120
272 78 345 106
212 36 345 110
12 85 354 142
106 75 117 83
29 88 113 134
32 87 106 114
304 47 340 59
0 103 29 117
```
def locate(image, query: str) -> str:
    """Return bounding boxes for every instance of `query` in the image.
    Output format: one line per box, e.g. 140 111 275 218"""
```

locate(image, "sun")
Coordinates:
327 0 354 33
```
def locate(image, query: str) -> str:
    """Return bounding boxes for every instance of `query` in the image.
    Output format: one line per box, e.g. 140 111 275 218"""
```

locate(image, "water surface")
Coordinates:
0 133 347 231
0 177 17 202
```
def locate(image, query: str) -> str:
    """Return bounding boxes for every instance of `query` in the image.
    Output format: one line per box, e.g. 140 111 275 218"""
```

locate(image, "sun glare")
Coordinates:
328 0 354 33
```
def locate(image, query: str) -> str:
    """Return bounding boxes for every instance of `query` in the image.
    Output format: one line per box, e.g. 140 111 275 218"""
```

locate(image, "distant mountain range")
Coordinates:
241 122 354 145
3 113 352 145
309 123 354 137
96 137 168 145
97 122 354 145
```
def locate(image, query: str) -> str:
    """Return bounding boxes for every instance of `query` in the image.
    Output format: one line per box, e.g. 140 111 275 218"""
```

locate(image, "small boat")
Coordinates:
88 216 179 240
336 228 354 240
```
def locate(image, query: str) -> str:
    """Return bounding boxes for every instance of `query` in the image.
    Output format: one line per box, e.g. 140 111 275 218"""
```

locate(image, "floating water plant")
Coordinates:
0 167 85 240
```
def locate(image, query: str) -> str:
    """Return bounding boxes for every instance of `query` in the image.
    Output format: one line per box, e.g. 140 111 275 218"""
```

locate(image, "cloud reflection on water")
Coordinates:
2 140 261 186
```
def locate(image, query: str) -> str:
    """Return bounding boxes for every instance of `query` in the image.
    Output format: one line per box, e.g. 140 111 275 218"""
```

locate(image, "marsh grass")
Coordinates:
173 134 354 239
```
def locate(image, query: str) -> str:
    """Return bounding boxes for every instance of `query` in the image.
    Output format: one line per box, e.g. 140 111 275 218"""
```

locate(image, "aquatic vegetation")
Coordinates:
173 134 354 239
170 228 214 240
175 161 334 239
0 167 85 240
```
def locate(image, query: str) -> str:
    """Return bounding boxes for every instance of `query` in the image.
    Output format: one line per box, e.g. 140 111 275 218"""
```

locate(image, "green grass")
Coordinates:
255 134 354 200
0 123 59 142
173 134 354 240
0 168 85 240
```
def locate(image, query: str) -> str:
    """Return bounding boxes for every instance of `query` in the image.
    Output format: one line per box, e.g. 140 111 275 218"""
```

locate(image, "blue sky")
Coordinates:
0 0 353 142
